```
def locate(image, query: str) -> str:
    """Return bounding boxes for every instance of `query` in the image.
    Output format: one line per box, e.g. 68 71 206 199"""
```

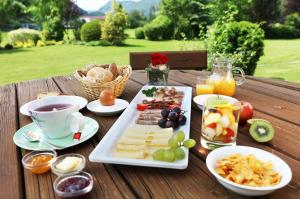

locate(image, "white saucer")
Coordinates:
87 99 129 116
13 116 99 150
20 95 88 116
193 94 239 110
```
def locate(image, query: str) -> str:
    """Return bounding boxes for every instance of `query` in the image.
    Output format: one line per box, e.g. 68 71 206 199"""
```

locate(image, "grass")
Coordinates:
254 39 300 82
0 30 299 85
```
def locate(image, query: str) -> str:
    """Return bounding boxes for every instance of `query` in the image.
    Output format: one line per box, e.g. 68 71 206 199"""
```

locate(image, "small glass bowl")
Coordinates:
22 150 57 174
53 171 94 198
51 153 86 176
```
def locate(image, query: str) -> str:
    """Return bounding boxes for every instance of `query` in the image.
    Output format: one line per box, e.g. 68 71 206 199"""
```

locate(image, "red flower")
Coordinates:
151 53 168 66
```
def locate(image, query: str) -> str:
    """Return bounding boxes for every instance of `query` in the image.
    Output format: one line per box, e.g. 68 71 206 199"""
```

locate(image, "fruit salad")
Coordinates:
201 98 240 145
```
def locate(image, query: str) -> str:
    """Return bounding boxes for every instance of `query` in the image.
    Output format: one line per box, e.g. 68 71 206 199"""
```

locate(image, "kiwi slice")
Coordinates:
249 120 275 142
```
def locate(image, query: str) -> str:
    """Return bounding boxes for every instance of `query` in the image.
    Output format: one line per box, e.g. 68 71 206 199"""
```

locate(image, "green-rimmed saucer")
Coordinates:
13 117 99 150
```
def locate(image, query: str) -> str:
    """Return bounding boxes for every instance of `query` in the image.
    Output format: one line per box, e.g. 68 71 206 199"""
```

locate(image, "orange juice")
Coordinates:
211 78 236 96
196 84 214 95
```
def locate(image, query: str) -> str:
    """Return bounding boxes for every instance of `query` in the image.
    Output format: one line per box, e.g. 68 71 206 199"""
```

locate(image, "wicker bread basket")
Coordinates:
74 64 132 101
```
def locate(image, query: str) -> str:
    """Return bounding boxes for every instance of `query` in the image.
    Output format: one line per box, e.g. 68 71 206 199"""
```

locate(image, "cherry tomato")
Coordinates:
207 123 217 128
137 104 148 111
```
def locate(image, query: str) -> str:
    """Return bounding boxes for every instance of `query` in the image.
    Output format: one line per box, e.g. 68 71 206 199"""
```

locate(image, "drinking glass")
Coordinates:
200 97 241 150
196 76 214 95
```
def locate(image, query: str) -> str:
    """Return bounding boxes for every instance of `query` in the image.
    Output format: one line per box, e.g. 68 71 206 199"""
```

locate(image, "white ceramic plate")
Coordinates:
206 146 292 196
20 95 88 116
87 99 129 116
193 94 239 110
89 86 192 169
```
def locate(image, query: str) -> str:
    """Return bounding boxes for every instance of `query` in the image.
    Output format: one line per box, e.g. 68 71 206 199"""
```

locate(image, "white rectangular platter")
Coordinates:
89 86 192 169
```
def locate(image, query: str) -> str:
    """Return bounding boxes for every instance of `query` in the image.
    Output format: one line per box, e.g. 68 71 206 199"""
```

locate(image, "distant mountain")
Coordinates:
98 0 160 16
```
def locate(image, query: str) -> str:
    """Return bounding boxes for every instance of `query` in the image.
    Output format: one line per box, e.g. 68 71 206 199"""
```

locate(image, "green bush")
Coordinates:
101 1 128 45
37 40 46 47
0 32 2 44
265 23 300 39
80 20 101 42
144 15 173 40
208 21 264 75
285 13 300 30
8 29 41 45
4 43 13 50
135 27 145 39
42 19 65 41
174 17 191 40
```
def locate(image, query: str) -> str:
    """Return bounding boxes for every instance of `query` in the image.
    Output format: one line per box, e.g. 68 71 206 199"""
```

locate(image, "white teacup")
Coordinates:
28 97 85 139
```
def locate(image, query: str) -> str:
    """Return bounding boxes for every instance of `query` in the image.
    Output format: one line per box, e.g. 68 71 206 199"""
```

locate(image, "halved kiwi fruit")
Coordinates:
249 120 275 142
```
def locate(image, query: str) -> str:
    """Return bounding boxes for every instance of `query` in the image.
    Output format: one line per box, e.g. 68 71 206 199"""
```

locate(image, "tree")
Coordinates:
128 10 146 28
101 0 128 45
0 0 28 29
283 0 300 15
210 0 252 22
159 0 210 39
250 0 281 24
28 0 81 41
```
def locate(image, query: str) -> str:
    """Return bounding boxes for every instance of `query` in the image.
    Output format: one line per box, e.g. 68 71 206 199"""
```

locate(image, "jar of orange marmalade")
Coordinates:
22 150 57 174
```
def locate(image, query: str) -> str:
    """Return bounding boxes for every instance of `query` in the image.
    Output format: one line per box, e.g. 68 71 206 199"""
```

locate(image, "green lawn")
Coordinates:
0 32 299 85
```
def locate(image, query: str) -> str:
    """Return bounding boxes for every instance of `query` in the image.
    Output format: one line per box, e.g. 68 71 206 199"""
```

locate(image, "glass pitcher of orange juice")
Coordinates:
208 57 246 96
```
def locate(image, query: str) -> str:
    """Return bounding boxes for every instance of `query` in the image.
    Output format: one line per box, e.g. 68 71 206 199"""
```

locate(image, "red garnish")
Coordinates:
224 137 232 143
169 104 180 110
207 123 217 128
151 53 169 66
137 104 148 111
73 132 81 140
225 128 235 137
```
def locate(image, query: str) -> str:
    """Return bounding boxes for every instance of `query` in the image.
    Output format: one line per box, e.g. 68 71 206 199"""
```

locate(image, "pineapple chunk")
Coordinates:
216 123 223 136
203 127 216 140
204 113 221 126
220 115 230 128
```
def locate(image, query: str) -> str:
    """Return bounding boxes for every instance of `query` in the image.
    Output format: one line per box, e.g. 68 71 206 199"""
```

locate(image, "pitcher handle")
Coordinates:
232 67 246 86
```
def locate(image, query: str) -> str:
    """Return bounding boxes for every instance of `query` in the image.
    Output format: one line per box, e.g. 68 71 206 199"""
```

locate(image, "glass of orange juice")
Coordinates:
196 76 214 95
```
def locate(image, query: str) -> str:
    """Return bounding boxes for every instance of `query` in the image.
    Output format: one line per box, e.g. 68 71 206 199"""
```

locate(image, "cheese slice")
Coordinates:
116 143 146 151
114 150 146 159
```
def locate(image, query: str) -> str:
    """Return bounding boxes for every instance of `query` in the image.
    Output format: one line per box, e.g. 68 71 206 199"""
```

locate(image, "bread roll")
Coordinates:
86 67 105 78
109 63 118 79
86 67 114 83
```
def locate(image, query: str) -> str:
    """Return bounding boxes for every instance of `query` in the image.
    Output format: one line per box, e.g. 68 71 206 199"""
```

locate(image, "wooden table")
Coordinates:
1 70 300 199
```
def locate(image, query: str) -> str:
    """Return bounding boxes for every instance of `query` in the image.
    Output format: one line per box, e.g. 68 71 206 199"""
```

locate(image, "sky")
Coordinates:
76 0 140 11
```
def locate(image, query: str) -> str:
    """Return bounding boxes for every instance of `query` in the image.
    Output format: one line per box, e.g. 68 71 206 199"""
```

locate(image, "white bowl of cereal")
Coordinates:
206 146 292 196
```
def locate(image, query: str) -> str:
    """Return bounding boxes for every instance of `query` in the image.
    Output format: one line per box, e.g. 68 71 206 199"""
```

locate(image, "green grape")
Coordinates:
174 148 185 160
183 139 196 149
176 131 185 142
152 149 165 161
163 150 175 162
168 138 179 149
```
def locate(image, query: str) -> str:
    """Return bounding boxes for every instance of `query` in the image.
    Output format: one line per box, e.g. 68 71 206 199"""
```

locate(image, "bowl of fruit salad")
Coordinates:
200 97 241 150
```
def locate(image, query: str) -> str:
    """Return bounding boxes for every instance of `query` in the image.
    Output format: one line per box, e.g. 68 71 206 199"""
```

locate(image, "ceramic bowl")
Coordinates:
206 146 292 196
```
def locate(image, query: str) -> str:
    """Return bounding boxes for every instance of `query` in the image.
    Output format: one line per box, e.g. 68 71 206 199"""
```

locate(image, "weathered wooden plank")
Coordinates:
166 70 300 126
52 76 136 199
16 78 131 199
181 69 300 91
0 84 24 199
53 75 246 198
130 70 300 197
181 70 300 104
